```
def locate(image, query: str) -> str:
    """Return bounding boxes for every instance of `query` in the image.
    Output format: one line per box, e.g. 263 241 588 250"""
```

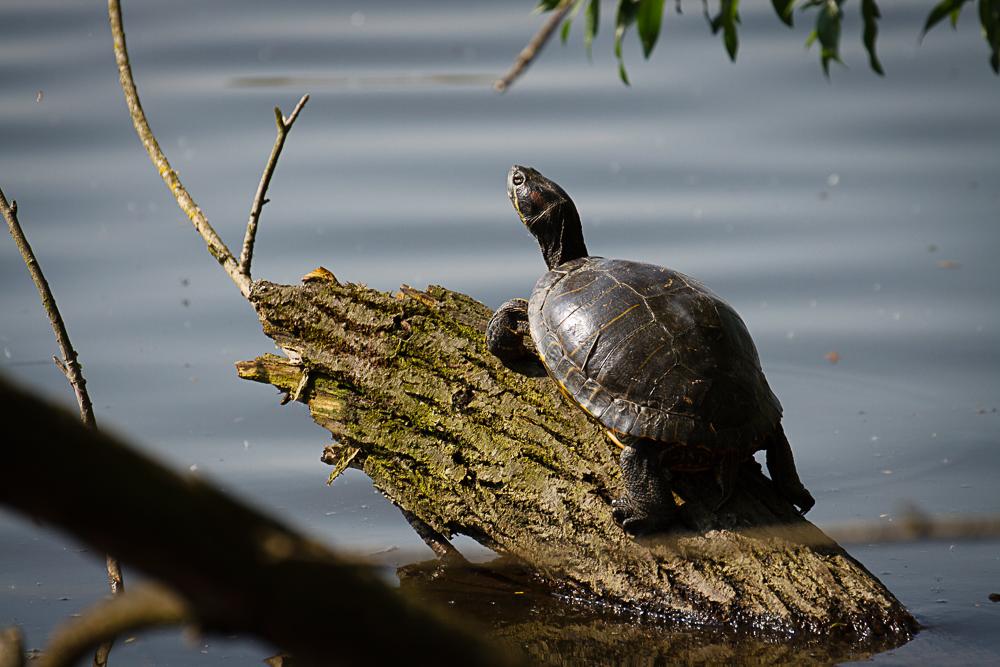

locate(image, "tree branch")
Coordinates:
107 1 465 564
495 0 574 93
399 508 469 565
107 0 251 298
239 94 310 278
0 376 517 667
0 187 126 667
37 585 190 667
1 190 96 429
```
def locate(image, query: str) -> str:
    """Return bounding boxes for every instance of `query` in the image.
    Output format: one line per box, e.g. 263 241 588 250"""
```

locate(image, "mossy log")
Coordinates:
236 277 916 646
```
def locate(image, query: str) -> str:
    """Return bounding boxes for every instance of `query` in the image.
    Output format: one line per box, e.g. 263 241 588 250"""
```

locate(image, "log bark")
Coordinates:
237 277 917 646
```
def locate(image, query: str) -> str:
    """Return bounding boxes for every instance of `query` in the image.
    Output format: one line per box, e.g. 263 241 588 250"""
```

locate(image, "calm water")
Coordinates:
2 0 998 663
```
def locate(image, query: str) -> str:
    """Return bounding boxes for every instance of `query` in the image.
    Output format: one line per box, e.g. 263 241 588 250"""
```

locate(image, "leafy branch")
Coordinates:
510 0 1000 88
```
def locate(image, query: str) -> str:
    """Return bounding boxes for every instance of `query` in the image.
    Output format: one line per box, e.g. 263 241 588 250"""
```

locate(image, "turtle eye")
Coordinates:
512 172 525 187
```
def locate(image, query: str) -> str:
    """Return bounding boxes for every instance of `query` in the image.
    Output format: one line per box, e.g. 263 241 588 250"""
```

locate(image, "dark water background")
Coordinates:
2 0 998 663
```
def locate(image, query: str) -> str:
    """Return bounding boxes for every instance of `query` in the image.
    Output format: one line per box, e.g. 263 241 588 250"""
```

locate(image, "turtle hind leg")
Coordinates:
712 451 741 510
765 425 815 515
611 434 677 535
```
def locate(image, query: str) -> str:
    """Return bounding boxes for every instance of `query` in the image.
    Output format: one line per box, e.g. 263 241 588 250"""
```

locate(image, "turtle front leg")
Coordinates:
486 298 537 368
611 436 677 535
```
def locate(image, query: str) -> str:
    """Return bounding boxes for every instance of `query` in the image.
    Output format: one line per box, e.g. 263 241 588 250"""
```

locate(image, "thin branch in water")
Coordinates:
1 191 95 429
0 188 127 667
494 0 574 93
399 508 469 565
107 0 251 298
239 94 310 278
37 584 191 667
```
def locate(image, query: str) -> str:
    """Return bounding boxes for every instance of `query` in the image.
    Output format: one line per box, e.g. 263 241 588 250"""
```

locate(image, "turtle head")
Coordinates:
507 165 588 270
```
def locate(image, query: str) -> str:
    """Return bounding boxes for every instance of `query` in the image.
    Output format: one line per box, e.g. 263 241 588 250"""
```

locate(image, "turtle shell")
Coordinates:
527 257 782 460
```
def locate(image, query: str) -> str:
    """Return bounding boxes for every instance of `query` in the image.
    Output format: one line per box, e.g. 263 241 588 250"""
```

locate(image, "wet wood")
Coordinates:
236 278 917 646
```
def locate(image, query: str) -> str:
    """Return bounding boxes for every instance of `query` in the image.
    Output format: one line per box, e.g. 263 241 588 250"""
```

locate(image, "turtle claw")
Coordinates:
796 493 816 516
787 487 815 516
611 498 669 536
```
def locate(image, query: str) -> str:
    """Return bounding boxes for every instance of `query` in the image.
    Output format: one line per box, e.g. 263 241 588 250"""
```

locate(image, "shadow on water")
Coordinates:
398 558 909 666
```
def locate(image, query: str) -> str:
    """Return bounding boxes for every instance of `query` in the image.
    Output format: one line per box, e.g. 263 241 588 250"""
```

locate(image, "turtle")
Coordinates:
486 165 815 534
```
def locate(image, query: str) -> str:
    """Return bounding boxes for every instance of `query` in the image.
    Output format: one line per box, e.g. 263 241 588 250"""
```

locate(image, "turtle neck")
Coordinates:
535 202 588 270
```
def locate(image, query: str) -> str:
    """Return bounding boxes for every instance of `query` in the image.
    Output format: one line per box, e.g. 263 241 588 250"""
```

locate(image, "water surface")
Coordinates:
1 1 998 663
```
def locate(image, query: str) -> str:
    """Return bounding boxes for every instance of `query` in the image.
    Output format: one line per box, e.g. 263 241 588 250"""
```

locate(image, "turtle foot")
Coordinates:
611 498 672 536
773 481 815 515
790 487 816 516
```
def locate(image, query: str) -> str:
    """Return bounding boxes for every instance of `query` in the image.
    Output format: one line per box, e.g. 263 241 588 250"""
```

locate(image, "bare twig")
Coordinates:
1 190 96 429
239 94 310 278
38 585 190 667
494 0 574 93
107 0 251 298
108 0 459 561
0 189 127 667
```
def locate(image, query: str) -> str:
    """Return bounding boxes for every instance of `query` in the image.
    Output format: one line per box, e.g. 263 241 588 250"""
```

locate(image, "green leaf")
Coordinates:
615 0 641 84
815 0 843 76
922 0 970 39
560 0 587 44
804 29 818 48
637 0 667 58
584 0 600 56
724 0 740 60
861 0 885 75
536 0 564 11
619 61 632 85
980 0 1000 73
772 0 796 27
708 0 740 61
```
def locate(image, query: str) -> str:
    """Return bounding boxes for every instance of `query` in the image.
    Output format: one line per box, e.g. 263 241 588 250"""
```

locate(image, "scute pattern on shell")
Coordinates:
528 257 782 459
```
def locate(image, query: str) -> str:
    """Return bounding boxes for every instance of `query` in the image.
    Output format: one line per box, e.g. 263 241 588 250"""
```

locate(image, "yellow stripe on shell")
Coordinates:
538 343 633 453
605 429 627 450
